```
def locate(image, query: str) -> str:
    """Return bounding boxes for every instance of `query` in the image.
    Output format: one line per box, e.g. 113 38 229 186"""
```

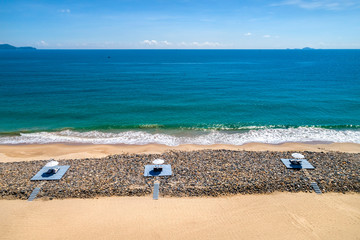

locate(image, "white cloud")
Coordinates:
141 40 173 47
162 40 172 46
244 32 252 36
271 0 359 10
141 40 223 48
187 41 221 47
33 40 49 48
38 40 48 46
142 40 158 45
263 35 271 38
59 9 71 13
203 41 221 47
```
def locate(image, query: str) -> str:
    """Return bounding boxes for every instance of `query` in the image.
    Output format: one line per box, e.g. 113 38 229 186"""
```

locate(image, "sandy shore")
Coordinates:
1 142 360 162
1 193 359 240
1 143 359 239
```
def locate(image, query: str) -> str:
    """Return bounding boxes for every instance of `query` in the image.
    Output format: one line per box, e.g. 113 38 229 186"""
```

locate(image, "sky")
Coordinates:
0 0 360 49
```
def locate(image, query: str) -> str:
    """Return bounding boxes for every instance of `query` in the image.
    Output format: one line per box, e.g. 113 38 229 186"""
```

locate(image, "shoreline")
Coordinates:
0 142 360 162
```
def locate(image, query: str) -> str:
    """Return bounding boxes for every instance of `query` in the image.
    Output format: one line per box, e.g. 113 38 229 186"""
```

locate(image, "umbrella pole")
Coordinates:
153 178 160 200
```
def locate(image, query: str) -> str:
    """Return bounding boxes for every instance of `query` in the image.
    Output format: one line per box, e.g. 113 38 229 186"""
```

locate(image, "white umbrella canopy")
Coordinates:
291 153 305 159
45 160 59 167
153 159 165 165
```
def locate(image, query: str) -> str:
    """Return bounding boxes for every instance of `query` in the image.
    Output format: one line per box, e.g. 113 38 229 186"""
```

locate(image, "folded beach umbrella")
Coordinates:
153 159 165 165
45 160 59 167
291 153 305 159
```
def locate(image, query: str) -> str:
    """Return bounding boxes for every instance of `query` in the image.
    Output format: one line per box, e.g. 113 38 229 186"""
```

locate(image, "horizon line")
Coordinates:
5 48 360 50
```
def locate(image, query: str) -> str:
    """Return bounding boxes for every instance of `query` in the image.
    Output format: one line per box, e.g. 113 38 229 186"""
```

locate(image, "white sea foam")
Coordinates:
1 127 360 145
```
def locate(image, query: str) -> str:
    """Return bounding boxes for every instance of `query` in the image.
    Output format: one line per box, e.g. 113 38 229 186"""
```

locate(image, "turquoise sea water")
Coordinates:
0 49 359 145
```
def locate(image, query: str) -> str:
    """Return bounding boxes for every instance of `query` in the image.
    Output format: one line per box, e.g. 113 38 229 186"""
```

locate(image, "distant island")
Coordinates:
302 47 315 50
0 44 36 50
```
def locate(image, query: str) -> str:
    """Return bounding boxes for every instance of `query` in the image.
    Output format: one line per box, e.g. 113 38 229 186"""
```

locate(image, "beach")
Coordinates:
1 143 360 239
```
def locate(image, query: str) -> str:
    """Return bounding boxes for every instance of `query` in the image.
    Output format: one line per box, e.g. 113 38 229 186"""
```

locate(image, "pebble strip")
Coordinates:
0 150 359 200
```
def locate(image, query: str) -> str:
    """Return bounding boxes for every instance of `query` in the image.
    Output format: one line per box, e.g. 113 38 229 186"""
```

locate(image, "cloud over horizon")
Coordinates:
141 40 223 48
142 40 172 47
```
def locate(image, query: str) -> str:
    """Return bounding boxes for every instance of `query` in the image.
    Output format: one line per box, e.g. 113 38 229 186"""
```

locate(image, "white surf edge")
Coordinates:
0 127 359 146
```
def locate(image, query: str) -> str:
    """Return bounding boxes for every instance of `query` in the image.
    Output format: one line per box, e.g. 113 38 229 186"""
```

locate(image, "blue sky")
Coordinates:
1 0 359 49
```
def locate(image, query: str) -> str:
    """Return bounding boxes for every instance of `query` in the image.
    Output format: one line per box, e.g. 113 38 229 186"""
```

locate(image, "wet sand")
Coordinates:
1 193 359 240
0 142 359 162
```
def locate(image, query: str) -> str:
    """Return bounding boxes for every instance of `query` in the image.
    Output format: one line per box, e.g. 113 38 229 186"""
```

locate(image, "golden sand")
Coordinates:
1 193 359 240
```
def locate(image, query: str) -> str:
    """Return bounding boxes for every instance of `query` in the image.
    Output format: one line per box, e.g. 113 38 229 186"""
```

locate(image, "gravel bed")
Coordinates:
0 150 359 200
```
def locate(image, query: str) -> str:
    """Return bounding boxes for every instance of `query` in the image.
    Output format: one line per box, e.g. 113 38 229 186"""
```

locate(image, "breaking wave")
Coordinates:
0 127 359 145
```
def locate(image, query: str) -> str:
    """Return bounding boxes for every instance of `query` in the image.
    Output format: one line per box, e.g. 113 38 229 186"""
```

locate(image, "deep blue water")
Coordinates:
0 49 359 145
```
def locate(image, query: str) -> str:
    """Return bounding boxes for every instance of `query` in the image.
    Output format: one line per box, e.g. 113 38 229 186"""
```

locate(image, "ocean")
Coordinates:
0 49 359 145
